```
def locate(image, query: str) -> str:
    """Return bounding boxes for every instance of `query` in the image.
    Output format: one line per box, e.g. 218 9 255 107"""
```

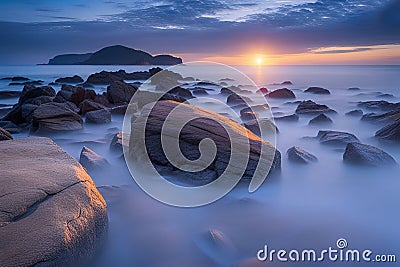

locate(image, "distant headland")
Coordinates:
45 45 183 65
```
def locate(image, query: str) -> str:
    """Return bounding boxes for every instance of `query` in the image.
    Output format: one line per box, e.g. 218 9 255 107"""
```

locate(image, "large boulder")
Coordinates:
54 84 86 105
32 102 83 132
85 109 111 124
304 86 330 95
0 127 13 141
267 88 295 99
296 100 336 115
19 85 55 105
287 146 318 164
375 120 400 141
0 137 107 266
343 142 396 166
128 100 281 184
106 80 137 104
316 130 359 146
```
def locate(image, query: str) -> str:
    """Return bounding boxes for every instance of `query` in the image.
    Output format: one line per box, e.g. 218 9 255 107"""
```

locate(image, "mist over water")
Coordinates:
1 65 399 266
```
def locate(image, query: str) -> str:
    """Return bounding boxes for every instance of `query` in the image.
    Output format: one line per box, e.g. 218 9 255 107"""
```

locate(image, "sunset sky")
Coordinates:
0 0 399 65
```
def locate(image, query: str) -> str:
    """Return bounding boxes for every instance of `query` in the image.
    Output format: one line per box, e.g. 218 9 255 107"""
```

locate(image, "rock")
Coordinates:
267 88 295 99
296 100 336 114
168 86 193 99
304 86 330 94
220 87 232 95
309 114 333 125
0 127 12 141
79 146 109 170
287 146 318 164
343 142 396 166
85 109 111 124
317 130 360 146
375 120 400 141
32 102 83 132
0 137 107 266
54 84 86 105
106 80 137 104
93 94 110 106
110 131 123 154
256 87 268 94
86 70 124 85
361 108 400 123
358 100 399 111
0 121 20 134
274 114 299 122
346 109 363 116
128 100 281 184
0 90 21 99
227 94 251 106
79 99 107 115
192 88 209 95
20 103 38 121
9 80 43 86
110 104 128 114
348 87 360 91
244 118 278 136
1 76 29 81
55 75 84 84
19 85 55 105
281 81 293 85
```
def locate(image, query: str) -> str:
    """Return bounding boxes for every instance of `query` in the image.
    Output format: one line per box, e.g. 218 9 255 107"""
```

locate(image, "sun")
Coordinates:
255 56 263 65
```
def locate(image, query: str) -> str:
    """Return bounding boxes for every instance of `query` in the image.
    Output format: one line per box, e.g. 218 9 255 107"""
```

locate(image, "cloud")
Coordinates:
311 47 382 54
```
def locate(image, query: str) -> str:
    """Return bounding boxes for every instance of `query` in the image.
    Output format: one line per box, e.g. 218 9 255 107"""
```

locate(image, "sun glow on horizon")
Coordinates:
256 56 263 65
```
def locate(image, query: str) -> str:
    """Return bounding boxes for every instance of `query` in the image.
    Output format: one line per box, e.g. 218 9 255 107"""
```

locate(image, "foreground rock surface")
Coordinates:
343 142 396 166
0 137 107 266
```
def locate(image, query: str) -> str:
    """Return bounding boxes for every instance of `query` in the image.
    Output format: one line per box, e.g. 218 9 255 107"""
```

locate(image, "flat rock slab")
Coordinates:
0 137 107 267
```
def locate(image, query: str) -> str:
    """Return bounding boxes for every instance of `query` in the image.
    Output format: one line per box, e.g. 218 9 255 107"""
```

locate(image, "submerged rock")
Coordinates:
287 146 318 164
267 88 295 99
317 130 360 146
375 120 400 141
304 86 330 94
0 127 13 141
55 75 84 84
85 109 111 124
343 142 396 166
0 137 107 266
296 100 336 115
346 109 363 116
309 114 333 125
79 146 110 170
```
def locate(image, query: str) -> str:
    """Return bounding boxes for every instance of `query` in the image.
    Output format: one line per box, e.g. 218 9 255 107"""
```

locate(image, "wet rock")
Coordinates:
168 86 194 99
220 87 232 95
9 80 43 86
1 76 29 81
106 80 137 104
267 88 295 99
317 130 359 146
79 146 110 170
0 121 20 134
32 102 83 132
287 146 318 164
274 114 299 122
192 88 209 95
79 99 107 115
358 100 399 111
0 137 107 267
0 127 13 141
54 84 86 105
346 109 363 116
0 90 21 99
110 104 128 114
244 118 278 136
309 114 333 125
227 93 251 106
348 87 360 91
375 120 400 141
110 131 123 154
343 142 396 166
85 109 111 124
55 75 84 84
19 85 55 104
296 100 336 115
361 108 400 124
304 86 330 95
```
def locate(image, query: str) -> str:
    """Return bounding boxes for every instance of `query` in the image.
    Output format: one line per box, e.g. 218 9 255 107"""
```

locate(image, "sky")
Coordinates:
0 0 399 65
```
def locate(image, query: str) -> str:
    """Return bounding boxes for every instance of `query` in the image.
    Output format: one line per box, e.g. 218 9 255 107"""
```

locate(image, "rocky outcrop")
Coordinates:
296 100 336 115
79 146 109 170
0 127 13 141
0 137 107 266
85 68 162 85
375 120 400 141
304 86 330 95
128 100 281 184
32 102 83 132
343 142 396 166
287 146 318 164
316 130 359 146
267 88 295 99
106 81 137 104
85 109 111 124
55 75 84 84
309 114 333 125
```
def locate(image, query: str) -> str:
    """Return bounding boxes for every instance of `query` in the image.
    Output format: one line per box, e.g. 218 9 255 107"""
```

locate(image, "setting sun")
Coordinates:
256 57 263 65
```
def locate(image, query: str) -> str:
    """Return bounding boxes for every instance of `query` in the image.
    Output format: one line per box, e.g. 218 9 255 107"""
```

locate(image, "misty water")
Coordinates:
1 65 399 266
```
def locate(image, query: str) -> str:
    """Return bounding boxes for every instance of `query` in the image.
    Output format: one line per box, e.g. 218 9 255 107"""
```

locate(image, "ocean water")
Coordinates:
1 65 399 266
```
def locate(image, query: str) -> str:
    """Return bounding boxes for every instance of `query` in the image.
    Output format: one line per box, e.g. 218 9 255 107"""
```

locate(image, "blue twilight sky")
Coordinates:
0 0 399 64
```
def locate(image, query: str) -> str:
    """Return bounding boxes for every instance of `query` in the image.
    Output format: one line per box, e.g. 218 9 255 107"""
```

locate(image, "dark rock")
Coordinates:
256 87 268 94
220 87 232 95
274 114 299 122
361 108 400 123
296 100 336 114
79 146 109 170
317 130 359 146
0 90 21 99
267 88 295 99
110 131 123 154
227 94 250 106
343 142 396 166
86 70 124 85
9 80 43 86
375 120 400 141
0 127 13 141
85 109 111 124
346 109 363 116
192 88 209 95
358 100 399 111
79 99 107 115
110 104 128 115
281 81 293 85
309 114 333 125
287 146 318 164
348 87 360 91
168 86 194 99
106 81 137 104
32 102 83 132
304 86 330 95
0 121 20 134
93 94 110 106
55 75 84 84
244 118 278 136
1 76 29 81
19 85 55 104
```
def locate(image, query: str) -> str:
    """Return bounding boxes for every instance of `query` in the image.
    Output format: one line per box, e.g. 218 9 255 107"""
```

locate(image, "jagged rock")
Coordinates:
317 130 359 146
375 120 400 141
106 80 137 104
79 146 109 170
79 99 107 115
32 102 83 132
274 114 299 122
267 88 295 99
296 100 336 114
309 114 333 125
346 109 363 116
343 142 396 166
0 137 107 266
19 85 55 105
0 127 12 141
287 146 318 164
304 86 330 94
85 109 111 124
55 75 84 84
